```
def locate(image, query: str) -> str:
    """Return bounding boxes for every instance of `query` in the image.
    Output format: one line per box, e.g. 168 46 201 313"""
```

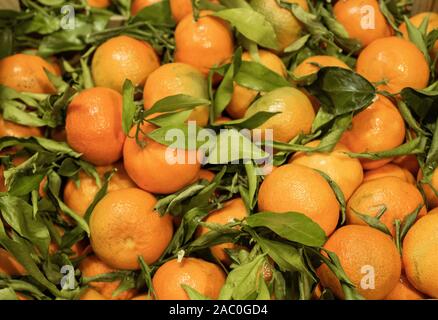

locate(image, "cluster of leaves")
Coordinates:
0 0 437 301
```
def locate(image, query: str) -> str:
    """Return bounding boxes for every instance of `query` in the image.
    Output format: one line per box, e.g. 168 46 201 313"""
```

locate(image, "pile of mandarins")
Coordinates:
0 0 437 301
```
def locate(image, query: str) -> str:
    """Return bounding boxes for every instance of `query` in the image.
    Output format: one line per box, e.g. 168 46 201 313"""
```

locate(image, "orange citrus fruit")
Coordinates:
364 163 415 184
0 248 26 276
143 62 210 127
318 225 401 300
79 255 136 300
245 87 315 143
258 163 340 236
123 122 201 194
65 87 125 166
63 163 135 217
91 35 160 92
289 140 364 200
292 55 350 78
385 274 426 300
198 198 248 263
90 188 173 270
392 154 420 176
403 208 438 298
152 257 226 300
356 37 430 94
87 0 110 8
333 0 392 46
226 50 287 119
174 11 234 75
0 53 60 94
170 0 220 23
131 0 161 15
0 115 42 138
80 288 107 300
340 95 405 170
346 176 427 235
250 0 309 52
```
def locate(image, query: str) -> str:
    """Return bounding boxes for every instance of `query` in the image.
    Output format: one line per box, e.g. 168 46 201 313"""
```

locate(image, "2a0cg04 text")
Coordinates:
169 304 269 317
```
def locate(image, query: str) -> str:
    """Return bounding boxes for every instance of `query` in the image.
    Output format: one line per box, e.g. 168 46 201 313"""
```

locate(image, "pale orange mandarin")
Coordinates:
90 188 173 270
123 122 201 194
258 163 340 236
65 87 125 166
340 95 405 170
346 177 427 236
174 11 234 76
91 35 160 93
418 168 438 209
0 248 26 276
0 53 60 94
356 37 430 94
152 258 226 300
385 275 426 300
317 225 401 300
333 0 392 46
293 55 350 78
364 163 415 184
131 0 161 16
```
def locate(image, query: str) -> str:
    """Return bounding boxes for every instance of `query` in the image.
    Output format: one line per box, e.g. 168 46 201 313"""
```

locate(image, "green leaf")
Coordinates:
347 136 427 160
351 208 392 236
235 61 290 92
146 110 192 127
284 34 310 53
214 48 242 118
306 67 376 116
219 255 265 300
131 0 174 26
2 103 47 127
0 27 13 59
0 196 50 257
138 256 155 296
246 212 327 247
403 15 430 64
144 94 210 118
214 8 279 50
122 80 137 134
251 232 309 274
182 285 211 300
213 111 279 130
0 287 18 300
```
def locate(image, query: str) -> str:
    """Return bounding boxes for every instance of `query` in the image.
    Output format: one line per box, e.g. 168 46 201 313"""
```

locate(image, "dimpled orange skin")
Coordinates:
356 37 430 94
79 255 136 300
250 0 309 52
123 122 201 194
418 168 438 209
333 0 392 47
385 275 426 300
346 177 427 236
87 0 111 8
0 248 26 276
292 55 350 78
91 36 160 93
174 11 234 76
403 209 438 298
65 87 125 166
392 154 420 176
340 95 405 170
170 0 220 23
245 87 315 143
399 12 438 61
258 163 340 236
0 53 60 94
226 50 287 119
63 163 136 217
317 225 401 300
143 63 210 127
80 289 107 300
198 198 248 264
0 115 42 139
289 141 364 201
152 258 226 300
90 188 173 270
131 0 161 15
364 163 416 184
